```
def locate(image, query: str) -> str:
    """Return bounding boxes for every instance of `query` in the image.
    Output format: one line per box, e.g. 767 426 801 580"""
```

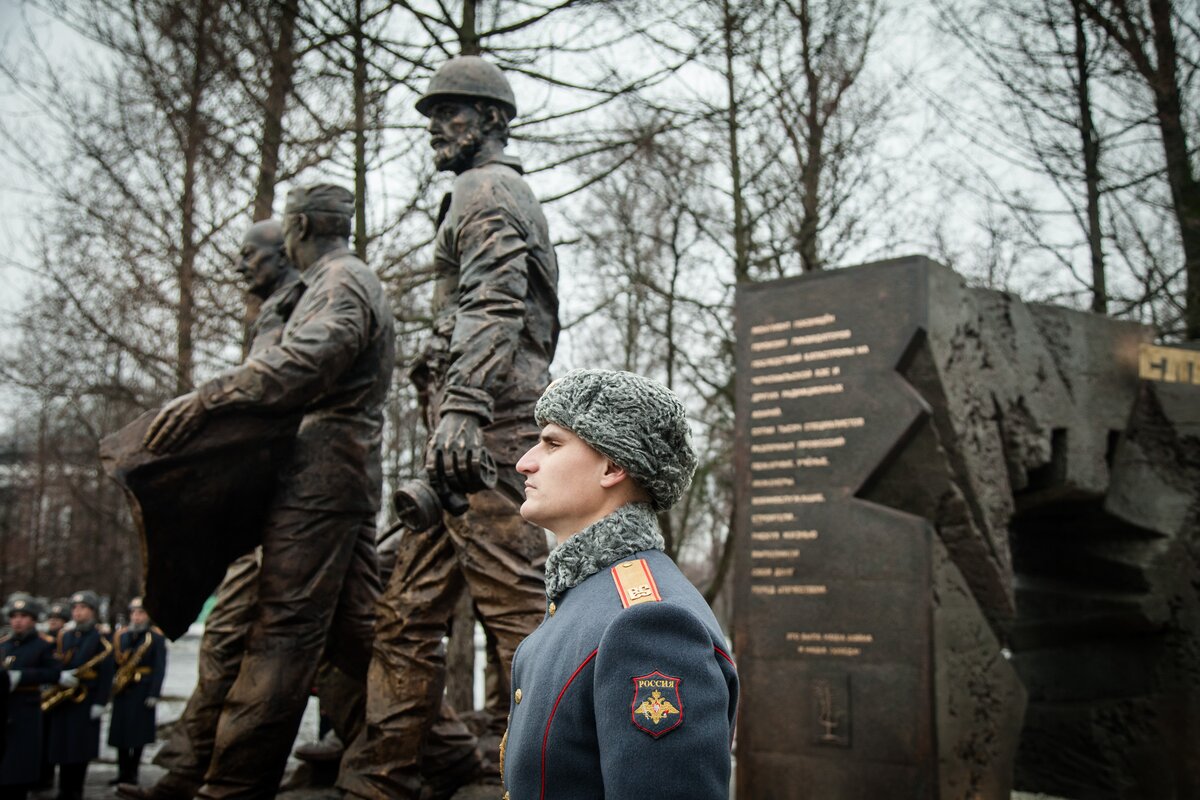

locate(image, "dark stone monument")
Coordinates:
733 255 1200 799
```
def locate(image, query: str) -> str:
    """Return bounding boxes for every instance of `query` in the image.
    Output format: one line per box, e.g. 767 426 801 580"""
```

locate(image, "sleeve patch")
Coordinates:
611 559 662 608
631 671 683 738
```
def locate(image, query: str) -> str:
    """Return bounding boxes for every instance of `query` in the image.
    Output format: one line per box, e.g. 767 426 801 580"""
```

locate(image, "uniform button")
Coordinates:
514 688 522 704
548 602 556 616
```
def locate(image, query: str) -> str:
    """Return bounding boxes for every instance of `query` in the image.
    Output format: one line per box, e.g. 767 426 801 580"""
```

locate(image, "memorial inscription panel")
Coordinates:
734 259 940 798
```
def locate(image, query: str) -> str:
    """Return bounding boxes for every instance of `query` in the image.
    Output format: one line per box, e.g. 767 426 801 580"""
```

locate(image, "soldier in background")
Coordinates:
340 55 557 800
46 590 113 800
1 594 59 800
36 601 71 793
108 598 167 787
144 184 393 798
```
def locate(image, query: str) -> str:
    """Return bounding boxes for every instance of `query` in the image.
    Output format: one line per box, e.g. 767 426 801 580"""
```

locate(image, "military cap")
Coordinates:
47 599 71 620
535 369 697 512
128 596 146 612
5 592 42 619
70 590 100 611
284 184 355 218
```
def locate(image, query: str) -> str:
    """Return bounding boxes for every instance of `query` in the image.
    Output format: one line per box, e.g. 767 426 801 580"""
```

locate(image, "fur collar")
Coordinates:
544 502 664 600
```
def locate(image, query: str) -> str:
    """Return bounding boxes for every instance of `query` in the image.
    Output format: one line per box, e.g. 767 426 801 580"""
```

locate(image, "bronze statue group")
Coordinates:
1 57 739 800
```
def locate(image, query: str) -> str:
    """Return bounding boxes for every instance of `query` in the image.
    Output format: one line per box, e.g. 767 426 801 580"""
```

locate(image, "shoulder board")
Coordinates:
151 626 164 636
611 559 663 609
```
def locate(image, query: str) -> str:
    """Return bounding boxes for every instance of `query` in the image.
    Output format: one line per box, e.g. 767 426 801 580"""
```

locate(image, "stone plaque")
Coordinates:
733 256 1027 799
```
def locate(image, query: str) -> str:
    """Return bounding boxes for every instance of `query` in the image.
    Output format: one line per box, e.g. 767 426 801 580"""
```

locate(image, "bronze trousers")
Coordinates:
338 474 547 800
195 506 379 800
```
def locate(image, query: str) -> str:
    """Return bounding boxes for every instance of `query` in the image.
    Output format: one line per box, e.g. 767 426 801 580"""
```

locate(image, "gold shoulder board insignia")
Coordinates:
611 559 662 609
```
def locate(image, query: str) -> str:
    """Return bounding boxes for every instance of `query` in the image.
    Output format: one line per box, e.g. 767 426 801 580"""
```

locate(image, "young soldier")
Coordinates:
46 590 113 800
108 598 167 786
502 369 739 799
1 594 60 800
36 601 70 793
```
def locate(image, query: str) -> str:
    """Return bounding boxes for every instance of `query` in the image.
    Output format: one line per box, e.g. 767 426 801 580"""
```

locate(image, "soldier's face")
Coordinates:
130 608 150 627
8 612 35 635
71 603 94 624
48 617 64 632
427 100 484 173
516 424 613 538
237 232 286 298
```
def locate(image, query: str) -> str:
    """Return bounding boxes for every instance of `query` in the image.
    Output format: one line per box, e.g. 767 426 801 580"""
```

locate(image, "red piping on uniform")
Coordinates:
714 646 736 669
541 648 598 800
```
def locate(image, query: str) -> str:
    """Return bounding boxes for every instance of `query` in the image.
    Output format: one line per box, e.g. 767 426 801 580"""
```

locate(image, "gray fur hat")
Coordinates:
534 369 696 511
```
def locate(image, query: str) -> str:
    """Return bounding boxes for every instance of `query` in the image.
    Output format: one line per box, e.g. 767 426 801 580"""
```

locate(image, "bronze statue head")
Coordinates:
282 184 355 269
418 56 515 174
237 219 290 299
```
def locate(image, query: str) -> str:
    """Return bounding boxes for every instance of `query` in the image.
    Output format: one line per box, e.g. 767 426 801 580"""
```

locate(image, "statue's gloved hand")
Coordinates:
58 669 79 689
425 411 494 494
89 704 104 721
6 670 20 690
145 696 158 709
144 392 207 454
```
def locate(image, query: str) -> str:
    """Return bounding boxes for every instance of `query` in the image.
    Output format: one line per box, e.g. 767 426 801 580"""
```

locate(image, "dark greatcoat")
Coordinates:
503 549 739 800
0 631 59 785
46 625 113 765
107 626 167 748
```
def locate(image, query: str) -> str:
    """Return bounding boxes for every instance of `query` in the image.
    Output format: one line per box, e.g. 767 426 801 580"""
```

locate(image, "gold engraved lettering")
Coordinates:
795 456 829 467
752 531 781 541
783 530 818 540
752 477 795 488
802 417 864 432
752 567 773 577
774 567 795 577
751 549 801 559
750 493 825 506
751 338 789 352
792 313 836 329
752 407 782 419
750 346 869 369
751 512 794 523
780 383 844 399
801 646 829 655
791 329 852 347
751 585 777 596
751 426 776 436
1139 343 1200 385
829 647 862 657
751 442 794 453
778 585 827 595
777 423 804 434
751 370 814 386
796 437 845 449
751 321 792 335
752 391 780 402
751 459 795 471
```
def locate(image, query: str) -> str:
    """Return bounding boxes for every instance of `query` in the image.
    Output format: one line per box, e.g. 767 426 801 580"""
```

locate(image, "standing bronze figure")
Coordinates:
144 185 394 799
339 56 558 800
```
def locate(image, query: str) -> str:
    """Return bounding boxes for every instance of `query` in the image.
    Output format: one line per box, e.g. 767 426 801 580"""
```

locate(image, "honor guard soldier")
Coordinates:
109 598 167 786
502 370 739 800
46 590 113 800
36 602 70 793
1 594 60 800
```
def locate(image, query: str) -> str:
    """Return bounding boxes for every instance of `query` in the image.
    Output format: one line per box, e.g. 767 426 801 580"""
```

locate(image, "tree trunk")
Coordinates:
723 0 751 283
251 0 299 222
352 0 369 261
1073 0 1106 314
460 0 480 55
177 0 214 394
445 589 476 713
1145 0 1200 338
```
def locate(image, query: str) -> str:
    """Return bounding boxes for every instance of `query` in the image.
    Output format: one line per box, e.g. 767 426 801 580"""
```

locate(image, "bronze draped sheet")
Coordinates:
100 409 299 640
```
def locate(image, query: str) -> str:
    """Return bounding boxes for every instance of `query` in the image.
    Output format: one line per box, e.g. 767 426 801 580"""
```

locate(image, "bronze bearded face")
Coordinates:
426 99 486 174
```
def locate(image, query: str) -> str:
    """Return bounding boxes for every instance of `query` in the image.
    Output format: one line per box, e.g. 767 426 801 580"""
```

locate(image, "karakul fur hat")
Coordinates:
535 369 697 511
